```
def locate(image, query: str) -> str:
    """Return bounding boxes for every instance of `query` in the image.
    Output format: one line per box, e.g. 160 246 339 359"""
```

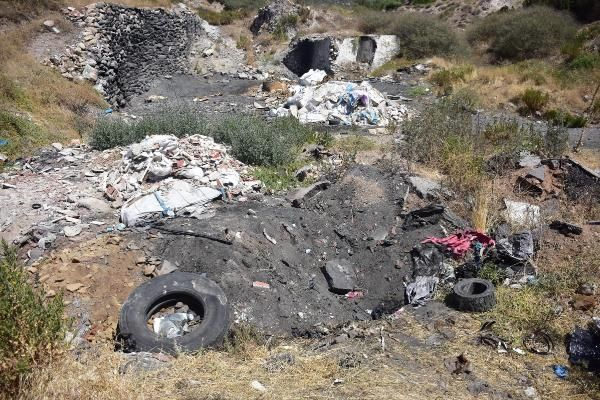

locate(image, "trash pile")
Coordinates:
271 79 409 126
101 134 260 226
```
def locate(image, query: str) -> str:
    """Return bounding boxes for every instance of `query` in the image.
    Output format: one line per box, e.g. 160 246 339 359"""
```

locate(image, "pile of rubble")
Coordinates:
102 135 261 226
271 78 409 126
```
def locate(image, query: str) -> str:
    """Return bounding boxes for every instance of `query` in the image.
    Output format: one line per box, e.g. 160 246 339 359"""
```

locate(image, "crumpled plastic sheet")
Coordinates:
496 231 534 262
405 276 439 306
422 230 495 258
153 312 194 339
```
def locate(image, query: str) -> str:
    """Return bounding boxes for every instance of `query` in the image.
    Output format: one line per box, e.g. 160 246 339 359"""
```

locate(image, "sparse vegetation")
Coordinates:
196 7 244 25
359 11 466 59
467 6 578 61
214 0 268 11
544 109 588 127
0 241 66 397
429 64 474 95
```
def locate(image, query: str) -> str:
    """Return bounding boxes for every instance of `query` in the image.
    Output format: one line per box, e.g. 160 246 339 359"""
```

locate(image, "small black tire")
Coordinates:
118 272 230 354
452 278 496 312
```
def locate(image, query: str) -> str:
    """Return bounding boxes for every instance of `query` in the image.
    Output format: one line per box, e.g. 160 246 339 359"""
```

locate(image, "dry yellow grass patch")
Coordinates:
428 59 591 114
0 17 105 158
22 307 598 400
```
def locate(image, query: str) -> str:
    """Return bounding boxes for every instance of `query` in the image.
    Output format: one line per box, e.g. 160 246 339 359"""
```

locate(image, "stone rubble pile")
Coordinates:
271 80 409 126
102 135 261 226
44 3 202 107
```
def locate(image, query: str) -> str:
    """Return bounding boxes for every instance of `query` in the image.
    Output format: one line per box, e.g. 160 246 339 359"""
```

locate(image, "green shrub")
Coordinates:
544 123 569 157
89 107 208 150
90 109 313 167
467 6 578 61
359 12 466 59
518 88 550 114
356 0 404 10
215 0 268 11
429 64 474 95
196 7 244 25
210 115 312 166
0 110 50 159
272 14 299 41
544 109 587 127
568 53 600 69
523 0 600 22
0 241 65 396
478 262 506 286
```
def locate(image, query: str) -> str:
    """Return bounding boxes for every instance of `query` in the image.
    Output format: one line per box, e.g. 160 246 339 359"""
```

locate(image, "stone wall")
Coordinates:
46 3 202 108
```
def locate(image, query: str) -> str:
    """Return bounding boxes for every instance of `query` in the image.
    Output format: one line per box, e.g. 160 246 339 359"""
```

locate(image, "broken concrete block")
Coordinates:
323 259 356 294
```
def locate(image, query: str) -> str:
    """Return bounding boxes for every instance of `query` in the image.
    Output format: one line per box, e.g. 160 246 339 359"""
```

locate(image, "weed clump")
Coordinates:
429 64 474 95
517 88 550 115
196 7 244 25
0 241 66 396
467 6 578 61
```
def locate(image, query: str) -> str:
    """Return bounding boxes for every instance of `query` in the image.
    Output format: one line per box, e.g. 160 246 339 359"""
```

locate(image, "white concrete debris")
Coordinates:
299 69 327 86
103 134 261 226
271 80 408 127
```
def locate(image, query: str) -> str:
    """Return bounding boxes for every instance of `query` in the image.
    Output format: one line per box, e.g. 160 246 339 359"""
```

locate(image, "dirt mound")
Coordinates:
153 165 458 337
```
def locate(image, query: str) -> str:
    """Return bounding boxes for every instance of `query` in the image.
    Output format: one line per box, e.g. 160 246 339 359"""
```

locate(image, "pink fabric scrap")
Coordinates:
422 230 495 258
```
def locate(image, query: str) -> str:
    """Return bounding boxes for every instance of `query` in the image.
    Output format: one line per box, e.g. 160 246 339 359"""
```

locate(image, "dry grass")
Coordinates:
21 307 598 400
0 17 105 158
428 59 592 114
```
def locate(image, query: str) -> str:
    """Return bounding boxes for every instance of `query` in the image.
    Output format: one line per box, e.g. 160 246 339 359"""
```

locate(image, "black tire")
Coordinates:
452 278 496 312
118 272 230 354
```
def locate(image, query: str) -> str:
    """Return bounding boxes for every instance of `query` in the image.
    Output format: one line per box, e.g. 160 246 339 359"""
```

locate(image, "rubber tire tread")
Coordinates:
452 278 496 312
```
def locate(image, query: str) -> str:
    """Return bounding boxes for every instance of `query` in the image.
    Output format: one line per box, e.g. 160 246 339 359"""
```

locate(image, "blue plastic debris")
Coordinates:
552 364 569 379
0 139 8 146
104 108 113 114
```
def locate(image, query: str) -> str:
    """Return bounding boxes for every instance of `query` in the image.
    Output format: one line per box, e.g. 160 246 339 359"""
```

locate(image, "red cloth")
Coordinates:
422 230 495 258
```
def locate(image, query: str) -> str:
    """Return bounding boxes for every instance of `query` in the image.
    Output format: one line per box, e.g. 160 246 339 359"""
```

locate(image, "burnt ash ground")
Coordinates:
153 164 456 337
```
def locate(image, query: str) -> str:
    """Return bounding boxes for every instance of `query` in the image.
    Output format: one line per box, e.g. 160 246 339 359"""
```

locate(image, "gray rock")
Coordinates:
287 180 330 208
82 65 98 81
526 166 545 182
295 165 313 182
323 259 356 293
77 197 112 214
157 260 178 276
407 176 441 200
64 225 83 237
